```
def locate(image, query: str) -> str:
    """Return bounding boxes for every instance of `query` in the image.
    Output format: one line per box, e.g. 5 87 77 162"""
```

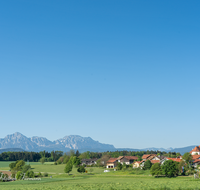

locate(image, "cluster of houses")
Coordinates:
105 145 200 169
80 145 200 169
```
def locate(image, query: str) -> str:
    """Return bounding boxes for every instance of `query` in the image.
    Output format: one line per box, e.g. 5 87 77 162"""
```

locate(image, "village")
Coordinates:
81 145 200 169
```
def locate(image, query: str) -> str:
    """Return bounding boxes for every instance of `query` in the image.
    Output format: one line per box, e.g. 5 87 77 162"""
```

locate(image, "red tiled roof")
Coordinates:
124 156 138 160
142 154 151 159
151 160 160 164
117 156 124 160
190 146 200 153
192 155 200 160
166 158 181 162
193 159 200 163
107 158 117 163
142 154 156 159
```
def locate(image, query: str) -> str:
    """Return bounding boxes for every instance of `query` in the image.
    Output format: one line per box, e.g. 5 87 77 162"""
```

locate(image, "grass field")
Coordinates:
0 161 200 189
0 175 200 190
0 161 54 168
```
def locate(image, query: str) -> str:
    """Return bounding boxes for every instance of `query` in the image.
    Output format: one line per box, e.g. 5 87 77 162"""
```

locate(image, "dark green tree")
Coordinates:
16 171 24 180
40 157 45 165
75 150 80 157
77 165 85 173
64 160 73 174
150 163 162 177
117 162 123 170
143 160 152 170
15 160 25 171
182 152 193 164
162 160 178 177
22 164 31 173
9 162 16 170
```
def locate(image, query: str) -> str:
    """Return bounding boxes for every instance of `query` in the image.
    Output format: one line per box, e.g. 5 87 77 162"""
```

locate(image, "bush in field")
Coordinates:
122 162 128 171
77 165 85 173
11 173 16 178
57 160 62 164
25 171 34 178
37 172 43 177
150 163 162 177
40 157 45 165
143 160 152 170
43 172 48 177
16 171 24 180
22 164 31 173
186 167 195 176
162 160 178 177
11 169 18 178
117 162 122 170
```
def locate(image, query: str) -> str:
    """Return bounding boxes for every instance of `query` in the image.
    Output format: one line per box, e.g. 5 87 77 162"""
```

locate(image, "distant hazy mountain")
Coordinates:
0 132 115 152
54 135 115 150
0 132 197 154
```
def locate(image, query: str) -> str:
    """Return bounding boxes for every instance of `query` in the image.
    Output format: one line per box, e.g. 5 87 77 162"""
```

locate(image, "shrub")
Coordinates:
40 157 45 165
22 164 31 173
25 171 34 178
143 160 152 170
77 166 85 173
16 171 24 180
9 163 16 170
117 162 123 170
57 160 62 164
15 160 25 170
37 172 43 177
54 162 57 165
43 172 48 177
162 160 178 177
150 163 162 177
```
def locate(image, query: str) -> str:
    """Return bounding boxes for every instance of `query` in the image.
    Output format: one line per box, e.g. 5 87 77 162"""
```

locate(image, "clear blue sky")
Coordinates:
0 0 200 149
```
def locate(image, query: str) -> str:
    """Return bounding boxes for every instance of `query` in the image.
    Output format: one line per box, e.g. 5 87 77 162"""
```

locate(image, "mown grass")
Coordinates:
0 161 54 168
31 164 104 174
1 175 200 190
0 161 200 189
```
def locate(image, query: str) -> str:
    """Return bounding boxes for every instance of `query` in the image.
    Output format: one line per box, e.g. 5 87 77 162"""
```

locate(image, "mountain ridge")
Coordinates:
0 132 115 152
0 132 197 154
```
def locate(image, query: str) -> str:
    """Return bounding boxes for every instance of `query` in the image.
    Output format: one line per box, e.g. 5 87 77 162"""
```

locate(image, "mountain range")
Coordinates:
0 132 196 154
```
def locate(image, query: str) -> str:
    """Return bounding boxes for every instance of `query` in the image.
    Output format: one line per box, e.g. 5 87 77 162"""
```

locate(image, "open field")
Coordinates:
1 161 200 189
0 161 55 172
0 161 54 168
31 164 104 174
1 175 200 190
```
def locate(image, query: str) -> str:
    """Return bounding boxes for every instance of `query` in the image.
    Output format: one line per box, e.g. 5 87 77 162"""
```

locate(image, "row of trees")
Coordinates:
0 151 63 162
0 150 181 163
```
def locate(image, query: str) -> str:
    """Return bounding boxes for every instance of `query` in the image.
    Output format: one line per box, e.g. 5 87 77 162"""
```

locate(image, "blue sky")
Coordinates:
0 0 200 149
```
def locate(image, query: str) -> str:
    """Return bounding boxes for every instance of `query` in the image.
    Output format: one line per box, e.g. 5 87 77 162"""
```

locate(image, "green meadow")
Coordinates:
0 161 200 190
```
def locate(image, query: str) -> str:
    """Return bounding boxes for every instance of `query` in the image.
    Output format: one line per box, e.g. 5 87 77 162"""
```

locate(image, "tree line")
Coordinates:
0 151 63 162
0 149 181 162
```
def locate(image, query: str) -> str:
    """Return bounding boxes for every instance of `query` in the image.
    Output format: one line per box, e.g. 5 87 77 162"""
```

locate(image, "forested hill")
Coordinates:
0 148 24 153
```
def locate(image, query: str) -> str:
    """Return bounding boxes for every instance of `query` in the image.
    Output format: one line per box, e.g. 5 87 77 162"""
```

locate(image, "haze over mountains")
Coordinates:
0 132 196 154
